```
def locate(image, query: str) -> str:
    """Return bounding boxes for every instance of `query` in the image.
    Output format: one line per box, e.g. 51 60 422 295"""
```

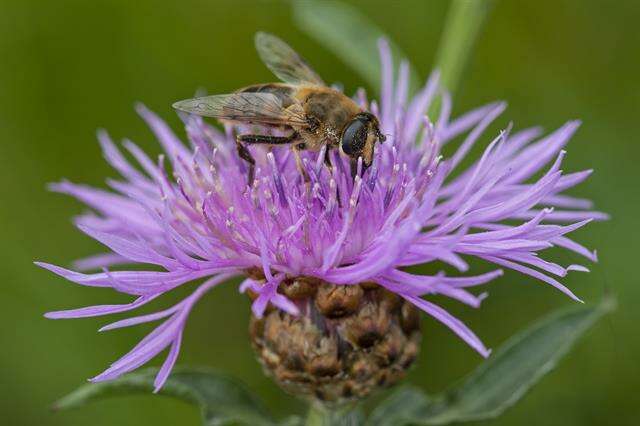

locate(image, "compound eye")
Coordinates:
341 118 367 156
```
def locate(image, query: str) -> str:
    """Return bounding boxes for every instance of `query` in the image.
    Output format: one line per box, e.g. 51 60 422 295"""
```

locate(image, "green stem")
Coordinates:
304 402 363 426
434 0 493 94
305 404 325 426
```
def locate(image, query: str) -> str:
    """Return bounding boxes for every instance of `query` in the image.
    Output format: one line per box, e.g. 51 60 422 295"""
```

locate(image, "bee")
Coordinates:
172 32 386 184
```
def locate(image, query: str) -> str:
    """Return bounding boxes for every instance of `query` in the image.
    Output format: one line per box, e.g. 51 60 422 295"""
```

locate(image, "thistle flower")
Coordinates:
38 40 605 401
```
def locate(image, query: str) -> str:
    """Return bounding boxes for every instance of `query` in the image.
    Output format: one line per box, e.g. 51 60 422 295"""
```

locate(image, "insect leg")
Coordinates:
350 157 359 179
236 133 299 184
235 136 257 184
292 142 311 184
323 147 334 173
238 134 297 145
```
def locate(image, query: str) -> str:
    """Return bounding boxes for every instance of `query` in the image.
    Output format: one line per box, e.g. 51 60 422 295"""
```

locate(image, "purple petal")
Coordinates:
153 331 183 393
46 294 159 320
403 294 491 357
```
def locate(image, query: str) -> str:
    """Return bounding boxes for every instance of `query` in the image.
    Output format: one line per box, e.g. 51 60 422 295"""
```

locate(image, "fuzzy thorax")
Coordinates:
248 276 421 404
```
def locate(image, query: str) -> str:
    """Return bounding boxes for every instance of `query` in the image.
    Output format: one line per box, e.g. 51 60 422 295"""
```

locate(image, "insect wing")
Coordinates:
255 32 325 86
172 93 307 126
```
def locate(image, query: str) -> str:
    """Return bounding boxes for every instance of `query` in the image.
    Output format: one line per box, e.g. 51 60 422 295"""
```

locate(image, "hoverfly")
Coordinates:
173 32 386 184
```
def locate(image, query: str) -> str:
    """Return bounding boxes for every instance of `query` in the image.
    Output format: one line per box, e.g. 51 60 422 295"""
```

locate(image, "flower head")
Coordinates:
39 39 605 393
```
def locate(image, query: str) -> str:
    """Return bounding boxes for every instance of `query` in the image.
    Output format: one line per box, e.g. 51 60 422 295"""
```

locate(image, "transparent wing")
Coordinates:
172 92 307 126
255 32 325 86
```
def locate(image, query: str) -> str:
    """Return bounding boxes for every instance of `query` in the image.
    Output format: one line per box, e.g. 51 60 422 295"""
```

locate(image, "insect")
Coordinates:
172 32 386 184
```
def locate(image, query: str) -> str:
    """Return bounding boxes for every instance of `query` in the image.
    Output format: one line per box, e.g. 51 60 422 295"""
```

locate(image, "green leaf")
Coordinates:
53 366 275 426
367 296 615 425
433 0 493 94
292 0 420 95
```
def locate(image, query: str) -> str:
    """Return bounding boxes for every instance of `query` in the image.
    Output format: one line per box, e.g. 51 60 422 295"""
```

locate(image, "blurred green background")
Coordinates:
1 0 638 425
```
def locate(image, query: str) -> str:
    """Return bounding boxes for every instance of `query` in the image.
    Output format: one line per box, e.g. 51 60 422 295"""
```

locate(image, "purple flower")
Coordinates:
38 40 605 391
